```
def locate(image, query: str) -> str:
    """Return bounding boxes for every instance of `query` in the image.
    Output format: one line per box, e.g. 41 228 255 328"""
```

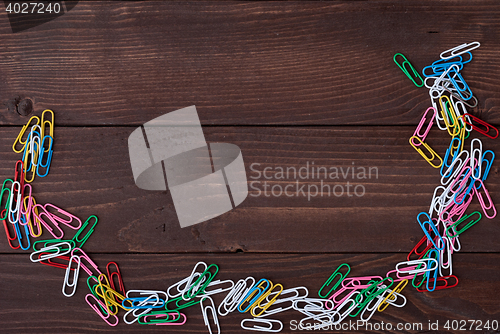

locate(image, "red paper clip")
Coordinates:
416 275 459 292
106 262 126 302
459 114 499 139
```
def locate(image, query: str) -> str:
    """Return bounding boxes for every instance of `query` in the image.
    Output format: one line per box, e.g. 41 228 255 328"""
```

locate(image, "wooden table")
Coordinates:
1 1 499 333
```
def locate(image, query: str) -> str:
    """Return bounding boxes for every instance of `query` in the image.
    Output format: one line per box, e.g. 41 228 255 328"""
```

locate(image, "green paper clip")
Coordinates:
394 53 424 87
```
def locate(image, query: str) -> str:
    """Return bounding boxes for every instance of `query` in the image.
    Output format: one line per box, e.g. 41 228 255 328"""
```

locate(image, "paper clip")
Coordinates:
377 279 408 312
72 215 98 248
167 274 201 299
13 116 40 153
446 211 481 238
183 263 219 300
241 319 283 333
201 296 220 334
106 262 126 301
459 114 499 139
438 237 453 277
72 247 103 279
43 203 82 230
32 204 64 239
218 276 255 316
85 294 119 327
470 138 483 179
396 259 437 274
166 296 203 312
0 179 12 220
123 294 163 324
200 279 235 297
441 149 468 185
409 136 443 168
30 241 72 262
41 109 55 146
250 282 284 317
474 180 496 219
439 96 460 136
38 253 74 270
138 311 187 325
238 278 271 313
424 249 440 292
36 135 53 177
15 219 31 250
417 212 444 250
393 53 424 87
440 41 480 60
416 275 459 292
477 150 495 188
62 255 81 297
3 217 19 249
123 290 166 310
318 263 350 298
24 196 42 237
7 181 22 225
352 278 393 316
411 107 437 147
180 261 207 297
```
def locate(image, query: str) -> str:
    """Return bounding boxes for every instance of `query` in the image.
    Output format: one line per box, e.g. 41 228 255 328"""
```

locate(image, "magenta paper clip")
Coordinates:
72 247 103 280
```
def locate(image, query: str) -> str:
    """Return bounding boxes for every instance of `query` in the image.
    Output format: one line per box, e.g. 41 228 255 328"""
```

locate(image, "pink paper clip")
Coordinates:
474 180 496 219
341 276 382 289
32 204 64 239
142 313 187 325
44 203 82 230
85 294 119 326
72 248 103 281
411 107 437 146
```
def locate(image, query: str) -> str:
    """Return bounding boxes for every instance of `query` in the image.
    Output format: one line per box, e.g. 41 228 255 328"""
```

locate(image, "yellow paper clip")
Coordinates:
95 274 132 315
377 279 408 312
12 116 40 153
439 96 460 137
250 283 284 317
409 136 443 168
41 109 55 142
24 196 43 237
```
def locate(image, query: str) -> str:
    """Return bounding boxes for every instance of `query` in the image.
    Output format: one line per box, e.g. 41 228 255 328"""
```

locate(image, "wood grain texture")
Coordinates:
0 253 498 333
0 126 498 253
0 1 499 126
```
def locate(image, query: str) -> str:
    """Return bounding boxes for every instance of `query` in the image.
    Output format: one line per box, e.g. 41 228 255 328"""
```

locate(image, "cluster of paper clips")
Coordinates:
12 109 55 182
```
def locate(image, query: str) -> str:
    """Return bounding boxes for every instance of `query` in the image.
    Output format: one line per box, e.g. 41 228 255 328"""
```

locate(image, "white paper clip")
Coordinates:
201 296 220 334
62 255 81 297
440 41 480 60
218 276 255 316
30 242 72 262
241 318 283 332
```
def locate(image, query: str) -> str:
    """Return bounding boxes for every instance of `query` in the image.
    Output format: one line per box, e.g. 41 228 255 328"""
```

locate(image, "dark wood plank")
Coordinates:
1 1 499 126
0 253 498 333
1 126 498 253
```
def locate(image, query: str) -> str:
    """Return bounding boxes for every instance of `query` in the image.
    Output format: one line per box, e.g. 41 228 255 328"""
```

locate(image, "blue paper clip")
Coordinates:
37 135 53 177
441 138 461 176
425 249 439 292
453 176 475 205
15 217 31 251
474 150 495 190
238 278 270 313
417 212 444 251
